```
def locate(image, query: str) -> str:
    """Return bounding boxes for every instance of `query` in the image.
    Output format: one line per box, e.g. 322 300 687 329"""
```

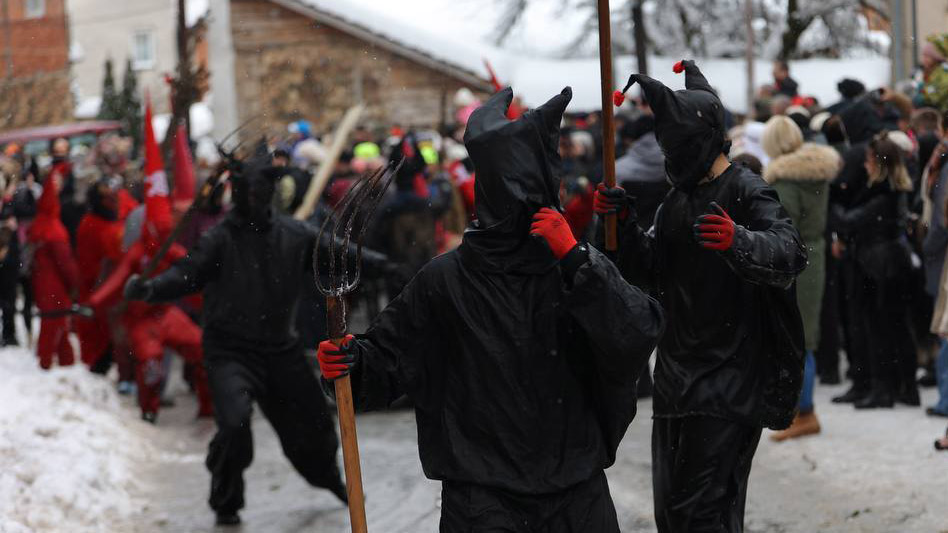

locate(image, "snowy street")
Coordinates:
2 344 945 533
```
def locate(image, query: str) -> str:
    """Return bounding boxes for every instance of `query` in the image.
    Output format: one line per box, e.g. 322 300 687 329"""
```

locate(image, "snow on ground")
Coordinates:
0 347 155 533
140 363 948 532
3 335 946 532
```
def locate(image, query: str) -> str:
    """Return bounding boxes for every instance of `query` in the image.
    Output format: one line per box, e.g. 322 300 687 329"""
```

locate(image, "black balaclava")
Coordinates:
460 86 572 274
87 178 118 221
231 156 278 229
619 60 730 193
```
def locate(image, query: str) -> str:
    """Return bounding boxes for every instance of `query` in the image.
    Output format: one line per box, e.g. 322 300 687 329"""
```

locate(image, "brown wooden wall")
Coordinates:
230 0 483 135
0 70 72 131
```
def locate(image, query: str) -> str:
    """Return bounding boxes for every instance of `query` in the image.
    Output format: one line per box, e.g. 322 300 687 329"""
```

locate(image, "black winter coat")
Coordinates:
147 211 385 353
618 164 807 428
344 245 664 495
831 181 912 281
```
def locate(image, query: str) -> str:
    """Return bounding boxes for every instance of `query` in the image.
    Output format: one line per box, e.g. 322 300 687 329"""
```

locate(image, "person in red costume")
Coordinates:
88 122 212 422
75 179 125 372
29 170 79 370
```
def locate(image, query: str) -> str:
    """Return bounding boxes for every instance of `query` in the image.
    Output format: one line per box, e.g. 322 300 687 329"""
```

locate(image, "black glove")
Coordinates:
123 274 153 301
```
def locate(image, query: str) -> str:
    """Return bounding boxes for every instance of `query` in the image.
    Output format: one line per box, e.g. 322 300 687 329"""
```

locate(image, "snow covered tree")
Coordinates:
490 0 888 60
97 59 122 120
120 59 143 157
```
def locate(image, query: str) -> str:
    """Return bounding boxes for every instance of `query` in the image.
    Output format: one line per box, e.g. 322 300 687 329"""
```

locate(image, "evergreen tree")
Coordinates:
120 59 143 157
97 58 122 120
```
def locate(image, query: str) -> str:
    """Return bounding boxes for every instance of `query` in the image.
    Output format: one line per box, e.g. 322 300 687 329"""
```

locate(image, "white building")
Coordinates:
67 0 207 116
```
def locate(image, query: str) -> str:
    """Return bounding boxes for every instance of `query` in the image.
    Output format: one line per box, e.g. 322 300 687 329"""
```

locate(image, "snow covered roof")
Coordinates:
269 0 498 90
263 1 891 115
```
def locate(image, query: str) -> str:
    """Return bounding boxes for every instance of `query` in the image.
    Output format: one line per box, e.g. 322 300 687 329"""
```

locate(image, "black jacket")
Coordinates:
832 181 912 281
618 164 807 428
147 211 385 354
335 87 664 496
344 245 663 495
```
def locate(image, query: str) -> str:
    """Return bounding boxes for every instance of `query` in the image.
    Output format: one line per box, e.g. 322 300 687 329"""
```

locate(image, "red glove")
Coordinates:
530 207 578 259
594 183 631 221
317 334 357 380
694 202 736 251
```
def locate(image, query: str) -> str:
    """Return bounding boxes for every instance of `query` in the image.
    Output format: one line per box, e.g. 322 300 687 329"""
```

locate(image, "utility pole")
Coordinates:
744 0 755 119
892 0 904 83
631 0 648 76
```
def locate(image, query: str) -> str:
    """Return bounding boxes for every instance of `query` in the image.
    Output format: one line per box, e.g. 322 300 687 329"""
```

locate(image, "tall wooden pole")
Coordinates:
597 0 618 251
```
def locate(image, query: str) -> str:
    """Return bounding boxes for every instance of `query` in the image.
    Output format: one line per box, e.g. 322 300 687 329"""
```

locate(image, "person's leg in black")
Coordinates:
856 275 895 408
19 274 32 341
834 261 872 402
0 294 16 346
887 277 920 405
205 352 265 524
815 249 840 383
439 481 525 533
440 471 619 533
543 471 620 533
652 417 678 533
653 416 762 533
257 347 344 501
89 344 113 375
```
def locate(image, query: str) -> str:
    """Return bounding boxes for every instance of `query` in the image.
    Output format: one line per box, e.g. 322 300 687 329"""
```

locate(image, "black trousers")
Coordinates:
439 472 619 533
204 346 341 514
857 271 916 394
652 417 762 533
841 257 871 390
815 248 841 379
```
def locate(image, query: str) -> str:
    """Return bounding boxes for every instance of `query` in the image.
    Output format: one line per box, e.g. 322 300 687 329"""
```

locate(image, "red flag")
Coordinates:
171 122 195 210
142 94 172 250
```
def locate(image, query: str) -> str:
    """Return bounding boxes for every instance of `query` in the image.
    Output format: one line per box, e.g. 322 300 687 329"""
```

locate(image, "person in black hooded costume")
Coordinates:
597 60 807 532
316 87 664 531
123 155 356 526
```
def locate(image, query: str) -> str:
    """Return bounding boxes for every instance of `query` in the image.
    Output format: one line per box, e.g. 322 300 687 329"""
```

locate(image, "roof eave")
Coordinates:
268 0 493 92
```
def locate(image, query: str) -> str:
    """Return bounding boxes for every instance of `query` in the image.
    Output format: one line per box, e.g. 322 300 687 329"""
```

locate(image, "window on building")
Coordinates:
131 31 156 70
25 0 46 19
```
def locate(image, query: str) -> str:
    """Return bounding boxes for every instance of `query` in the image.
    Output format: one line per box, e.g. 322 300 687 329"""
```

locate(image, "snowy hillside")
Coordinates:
0 349 150 533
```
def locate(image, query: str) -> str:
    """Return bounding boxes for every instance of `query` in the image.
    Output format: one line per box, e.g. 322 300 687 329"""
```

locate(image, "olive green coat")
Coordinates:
764 143 842 351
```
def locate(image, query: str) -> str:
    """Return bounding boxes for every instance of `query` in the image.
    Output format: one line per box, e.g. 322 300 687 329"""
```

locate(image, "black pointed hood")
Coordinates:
619 60 729 192
459 86 572 274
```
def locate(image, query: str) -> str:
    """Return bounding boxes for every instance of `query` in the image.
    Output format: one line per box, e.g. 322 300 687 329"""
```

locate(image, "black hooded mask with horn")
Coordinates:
618 60 730 193
460 86 572 274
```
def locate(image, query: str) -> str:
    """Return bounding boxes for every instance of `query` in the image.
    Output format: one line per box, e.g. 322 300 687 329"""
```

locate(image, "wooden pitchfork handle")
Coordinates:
333 373 366 532
328 296 367 532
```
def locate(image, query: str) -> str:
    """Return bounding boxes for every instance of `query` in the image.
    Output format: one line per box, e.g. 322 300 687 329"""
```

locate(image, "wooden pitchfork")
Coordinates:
313 162 398 533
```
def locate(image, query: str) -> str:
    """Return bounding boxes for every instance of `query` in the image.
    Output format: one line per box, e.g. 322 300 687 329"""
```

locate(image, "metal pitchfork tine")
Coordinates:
313 160 399 533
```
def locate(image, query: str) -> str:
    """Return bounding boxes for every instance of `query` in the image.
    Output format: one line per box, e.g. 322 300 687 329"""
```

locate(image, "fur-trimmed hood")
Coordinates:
763 143 841 184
